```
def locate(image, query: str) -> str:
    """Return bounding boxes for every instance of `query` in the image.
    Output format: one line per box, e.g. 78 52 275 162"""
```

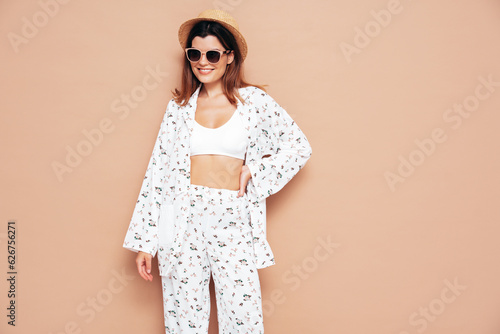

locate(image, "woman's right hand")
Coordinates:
136 251 153 281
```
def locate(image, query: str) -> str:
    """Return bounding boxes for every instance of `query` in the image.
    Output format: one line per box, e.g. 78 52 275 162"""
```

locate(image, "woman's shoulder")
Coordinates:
163 98 187 121
238 85 273 103
167 97 189 111
239 85 264 93
165 98 178 112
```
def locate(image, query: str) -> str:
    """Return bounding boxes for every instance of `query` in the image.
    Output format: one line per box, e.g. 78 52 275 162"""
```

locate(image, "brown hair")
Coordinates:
172 21 267 106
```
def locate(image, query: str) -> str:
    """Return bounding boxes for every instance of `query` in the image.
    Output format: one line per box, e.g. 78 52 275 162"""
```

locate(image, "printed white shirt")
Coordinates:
123 84 312 277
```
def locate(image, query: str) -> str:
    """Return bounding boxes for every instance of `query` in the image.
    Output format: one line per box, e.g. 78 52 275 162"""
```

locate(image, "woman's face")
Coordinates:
189 35 234 86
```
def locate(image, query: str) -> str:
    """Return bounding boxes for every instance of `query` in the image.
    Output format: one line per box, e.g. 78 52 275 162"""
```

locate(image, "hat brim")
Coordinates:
178 18 248 61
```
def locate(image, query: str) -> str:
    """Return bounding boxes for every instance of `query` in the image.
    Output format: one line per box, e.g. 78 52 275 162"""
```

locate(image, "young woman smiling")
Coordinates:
123 9 312 333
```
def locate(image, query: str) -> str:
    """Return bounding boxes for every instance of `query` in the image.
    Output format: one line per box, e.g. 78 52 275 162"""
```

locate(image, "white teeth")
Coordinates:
198 68 214 75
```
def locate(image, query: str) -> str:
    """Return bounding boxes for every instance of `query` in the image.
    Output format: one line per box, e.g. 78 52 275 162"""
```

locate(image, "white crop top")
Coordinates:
190 107 249 160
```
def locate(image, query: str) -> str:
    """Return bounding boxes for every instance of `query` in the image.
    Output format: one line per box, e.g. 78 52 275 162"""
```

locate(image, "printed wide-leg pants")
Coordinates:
161 184 264 334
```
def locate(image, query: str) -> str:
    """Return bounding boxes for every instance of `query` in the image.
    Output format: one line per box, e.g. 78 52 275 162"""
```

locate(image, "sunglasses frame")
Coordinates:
185 48 233 64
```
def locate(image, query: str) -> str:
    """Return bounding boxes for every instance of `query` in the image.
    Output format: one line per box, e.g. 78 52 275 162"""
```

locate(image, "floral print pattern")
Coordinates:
161 184 263 333
123 84 312 277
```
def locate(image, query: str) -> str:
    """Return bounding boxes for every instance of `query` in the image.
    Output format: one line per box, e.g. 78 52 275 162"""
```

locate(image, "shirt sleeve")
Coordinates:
122 100 173 256
246 90 312 201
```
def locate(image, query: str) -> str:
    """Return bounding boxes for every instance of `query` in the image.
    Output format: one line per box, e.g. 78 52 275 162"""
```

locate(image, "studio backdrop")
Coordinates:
1 0 500 333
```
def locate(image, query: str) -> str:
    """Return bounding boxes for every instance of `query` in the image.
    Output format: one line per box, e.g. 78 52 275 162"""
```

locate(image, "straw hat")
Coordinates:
178 9 248 61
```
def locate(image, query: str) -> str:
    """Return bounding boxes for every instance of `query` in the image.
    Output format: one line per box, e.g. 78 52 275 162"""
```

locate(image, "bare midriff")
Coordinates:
190 93 246 190
190 155 244 190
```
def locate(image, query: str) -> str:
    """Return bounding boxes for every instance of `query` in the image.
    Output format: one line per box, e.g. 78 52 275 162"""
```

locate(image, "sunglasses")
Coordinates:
185 48 232 64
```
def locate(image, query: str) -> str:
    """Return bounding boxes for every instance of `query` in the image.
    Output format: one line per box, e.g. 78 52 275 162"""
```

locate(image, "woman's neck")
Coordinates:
199 81 224 99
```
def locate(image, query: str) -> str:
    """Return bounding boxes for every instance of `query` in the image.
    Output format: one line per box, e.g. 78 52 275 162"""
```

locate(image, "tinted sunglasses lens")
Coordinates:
187 49 201 62
206 51 221 63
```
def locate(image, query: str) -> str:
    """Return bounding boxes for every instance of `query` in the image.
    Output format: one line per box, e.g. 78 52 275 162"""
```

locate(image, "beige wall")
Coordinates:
1 0 500 333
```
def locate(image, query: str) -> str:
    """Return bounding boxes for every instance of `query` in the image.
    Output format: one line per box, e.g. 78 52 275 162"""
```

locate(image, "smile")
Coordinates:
198 68 214 74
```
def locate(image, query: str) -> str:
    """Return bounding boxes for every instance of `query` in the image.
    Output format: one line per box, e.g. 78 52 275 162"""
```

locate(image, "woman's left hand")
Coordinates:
237 165 252 197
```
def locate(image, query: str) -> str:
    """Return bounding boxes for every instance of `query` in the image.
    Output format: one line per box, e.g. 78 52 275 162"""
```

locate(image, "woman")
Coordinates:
123 9 312 333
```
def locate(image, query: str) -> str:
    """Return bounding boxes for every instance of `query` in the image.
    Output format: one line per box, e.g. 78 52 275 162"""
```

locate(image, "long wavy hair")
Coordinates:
172 21 266 106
